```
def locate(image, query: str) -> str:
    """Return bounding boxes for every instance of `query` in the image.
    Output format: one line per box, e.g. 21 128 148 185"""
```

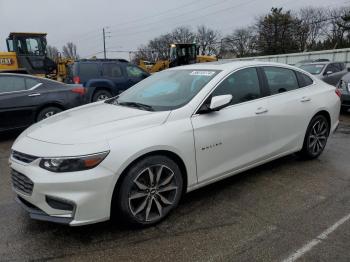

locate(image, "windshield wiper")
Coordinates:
118 101 154 111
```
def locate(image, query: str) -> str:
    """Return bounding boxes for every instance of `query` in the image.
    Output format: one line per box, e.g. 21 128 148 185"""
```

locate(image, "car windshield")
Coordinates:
299 64 325 75
107 69 220 111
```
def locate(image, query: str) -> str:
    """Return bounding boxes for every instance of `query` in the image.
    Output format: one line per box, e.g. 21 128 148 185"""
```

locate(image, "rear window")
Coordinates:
296 71 313 87
263 67 299 94
25 78 40 89
78 63 100 81
299 64 325 75
102 64 122 77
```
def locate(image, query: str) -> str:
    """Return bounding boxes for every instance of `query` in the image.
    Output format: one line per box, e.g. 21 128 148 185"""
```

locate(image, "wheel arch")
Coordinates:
110 150 188 215
35 103 66 121
313 110 331 130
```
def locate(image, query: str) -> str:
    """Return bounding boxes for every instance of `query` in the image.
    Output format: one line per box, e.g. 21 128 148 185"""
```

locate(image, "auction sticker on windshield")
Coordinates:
190 71 216 76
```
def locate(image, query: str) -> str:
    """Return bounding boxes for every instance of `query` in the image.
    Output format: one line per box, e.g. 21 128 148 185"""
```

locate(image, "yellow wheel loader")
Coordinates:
0 32 72 81
139 43 217 73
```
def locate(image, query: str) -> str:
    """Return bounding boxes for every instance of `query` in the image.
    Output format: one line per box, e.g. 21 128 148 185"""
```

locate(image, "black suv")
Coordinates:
67 59 150 102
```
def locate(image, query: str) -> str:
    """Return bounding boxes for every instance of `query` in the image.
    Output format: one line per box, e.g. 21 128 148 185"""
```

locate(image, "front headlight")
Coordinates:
39 151 109 172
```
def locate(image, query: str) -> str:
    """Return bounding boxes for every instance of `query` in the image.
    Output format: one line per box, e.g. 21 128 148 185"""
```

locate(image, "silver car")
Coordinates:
299 62 348 86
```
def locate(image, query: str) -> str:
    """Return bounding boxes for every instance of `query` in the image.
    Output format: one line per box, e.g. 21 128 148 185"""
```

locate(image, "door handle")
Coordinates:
300 96 311 102
255 107 268 115
28 93 41 97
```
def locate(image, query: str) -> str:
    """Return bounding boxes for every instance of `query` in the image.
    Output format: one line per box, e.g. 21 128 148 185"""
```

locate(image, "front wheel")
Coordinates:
298 115 330 159
115 155 183 226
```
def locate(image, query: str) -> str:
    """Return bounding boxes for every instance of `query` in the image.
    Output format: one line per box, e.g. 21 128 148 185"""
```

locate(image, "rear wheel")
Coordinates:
36 106 62 122
299 115 330 159
115 155 183 226
92 90 112 102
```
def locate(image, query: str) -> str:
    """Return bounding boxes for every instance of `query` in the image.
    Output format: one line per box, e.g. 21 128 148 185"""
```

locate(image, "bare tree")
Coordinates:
171 26 196 43
196 25 221 55
222 27 257 57
297 7 327 51
62 42 79 60
46 45 59 60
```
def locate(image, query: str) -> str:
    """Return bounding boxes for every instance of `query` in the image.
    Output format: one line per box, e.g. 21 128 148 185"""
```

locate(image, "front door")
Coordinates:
191 67 270 183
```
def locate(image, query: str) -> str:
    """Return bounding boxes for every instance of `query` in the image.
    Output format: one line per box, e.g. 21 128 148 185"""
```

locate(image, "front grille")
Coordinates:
12 151 38 164
11 169 34 195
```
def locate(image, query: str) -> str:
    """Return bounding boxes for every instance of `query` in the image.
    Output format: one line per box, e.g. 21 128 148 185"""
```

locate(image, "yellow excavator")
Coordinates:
139 43 217 73
0 32 72 82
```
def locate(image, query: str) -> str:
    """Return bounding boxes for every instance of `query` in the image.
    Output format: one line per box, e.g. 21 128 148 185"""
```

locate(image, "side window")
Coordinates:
296 71 313 88
79 63 100 80
263 67 299 94
102 64 122 77
126 65 145 78
0 76 26 93
25 78 40 89
211 67 261 105
325 64 340 74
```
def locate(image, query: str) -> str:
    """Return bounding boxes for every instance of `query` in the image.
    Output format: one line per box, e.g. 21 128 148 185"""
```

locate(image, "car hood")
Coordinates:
26 102 171 145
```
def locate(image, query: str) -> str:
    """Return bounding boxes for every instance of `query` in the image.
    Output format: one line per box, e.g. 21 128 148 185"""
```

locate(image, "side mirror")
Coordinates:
325 71 333 76
209 95 233 111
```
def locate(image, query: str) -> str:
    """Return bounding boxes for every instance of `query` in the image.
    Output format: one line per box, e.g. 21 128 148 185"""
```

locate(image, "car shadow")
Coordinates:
18 154 298 248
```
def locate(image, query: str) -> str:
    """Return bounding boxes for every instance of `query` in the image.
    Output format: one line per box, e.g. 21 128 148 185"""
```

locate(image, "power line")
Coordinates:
109 0 260 38
109 0 233 34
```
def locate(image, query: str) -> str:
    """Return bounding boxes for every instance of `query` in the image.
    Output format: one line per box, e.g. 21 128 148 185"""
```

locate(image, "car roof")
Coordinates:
168 60 301 72
0 73 63 84
74 59 129 64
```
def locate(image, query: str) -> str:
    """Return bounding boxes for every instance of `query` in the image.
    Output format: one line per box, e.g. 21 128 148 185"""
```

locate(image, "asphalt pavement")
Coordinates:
0 113 349 262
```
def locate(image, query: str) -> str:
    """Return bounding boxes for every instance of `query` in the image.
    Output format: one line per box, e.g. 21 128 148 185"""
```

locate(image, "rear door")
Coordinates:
259 66 314 156
0 75 37 131
101 63 128 94
192 67 270 183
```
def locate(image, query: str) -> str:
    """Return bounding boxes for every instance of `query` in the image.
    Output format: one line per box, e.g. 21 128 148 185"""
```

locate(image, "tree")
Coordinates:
46 45 59 60
256 7 301 55
222 27 257 57
171 26 196 43
297 7 327 51
62 42 79 59
196 25 221 55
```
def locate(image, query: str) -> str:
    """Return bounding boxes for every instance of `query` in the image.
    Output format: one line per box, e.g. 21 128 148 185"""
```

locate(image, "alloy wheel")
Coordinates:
308 119 328 155
128 165 178 222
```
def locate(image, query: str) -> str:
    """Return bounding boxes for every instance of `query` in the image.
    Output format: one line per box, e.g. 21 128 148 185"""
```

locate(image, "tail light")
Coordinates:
335 88 342 98
73 76 80 84
71 87 86 95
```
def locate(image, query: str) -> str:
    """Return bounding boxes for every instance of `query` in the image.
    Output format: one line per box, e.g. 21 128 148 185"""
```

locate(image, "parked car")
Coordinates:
298 61 348 86
294 58 330 67
338 73 350 112
0 73 86 132
66 59 150 102
10 61 340 226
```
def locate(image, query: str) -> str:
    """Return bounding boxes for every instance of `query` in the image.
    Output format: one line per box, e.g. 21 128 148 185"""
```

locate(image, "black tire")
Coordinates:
114 155 183 226
298 114 330 160
36 106 62 122
92 90 112 102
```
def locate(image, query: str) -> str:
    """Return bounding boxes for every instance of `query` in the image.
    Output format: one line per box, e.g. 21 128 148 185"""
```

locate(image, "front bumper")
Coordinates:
10 154 116 226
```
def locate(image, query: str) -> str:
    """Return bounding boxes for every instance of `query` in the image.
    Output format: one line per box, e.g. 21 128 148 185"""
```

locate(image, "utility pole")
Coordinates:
103 28 106 59
102 27 111 59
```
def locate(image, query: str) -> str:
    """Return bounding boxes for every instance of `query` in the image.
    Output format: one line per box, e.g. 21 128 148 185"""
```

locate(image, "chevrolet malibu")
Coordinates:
9 61 341 226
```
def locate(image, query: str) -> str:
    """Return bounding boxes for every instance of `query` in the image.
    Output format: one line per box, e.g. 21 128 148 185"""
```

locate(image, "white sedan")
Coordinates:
9 61 340 226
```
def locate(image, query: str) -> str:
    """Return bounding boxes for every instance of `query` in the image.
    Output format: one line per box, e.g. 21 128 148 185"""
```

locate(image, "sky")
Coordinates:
0 0 348 60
